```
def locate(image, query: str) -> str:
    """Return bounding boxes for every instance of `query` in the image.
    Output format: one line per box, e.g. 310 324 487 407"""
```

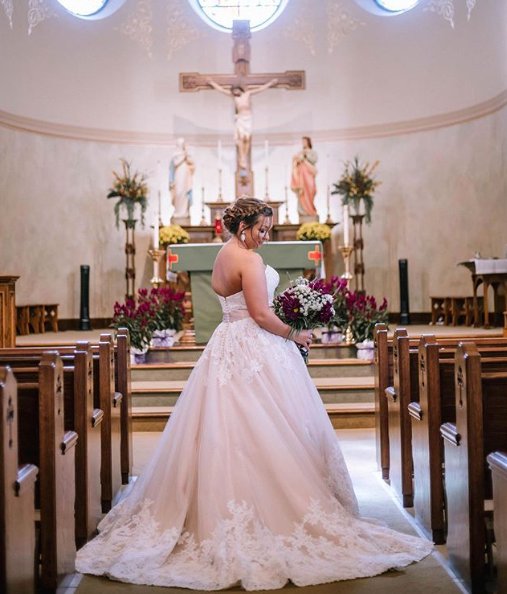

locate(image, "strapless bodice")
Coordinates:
217 265 279 321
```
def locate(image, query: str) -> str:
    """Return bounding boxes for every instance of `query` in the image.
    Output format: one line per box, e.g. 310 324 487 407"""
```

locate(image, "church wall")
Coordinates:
1 104 505 319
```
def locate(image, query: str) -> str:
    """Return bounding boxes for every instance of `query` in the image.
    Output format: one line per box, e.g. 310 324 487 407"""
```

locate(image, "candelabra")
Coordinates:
325 185 333 224
339 244 354 344
148 248 165 287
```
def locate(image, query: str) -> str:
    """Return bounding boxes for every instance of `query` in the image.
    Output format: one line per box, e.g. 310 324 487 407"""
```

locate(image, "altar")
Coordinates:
167 241 324 343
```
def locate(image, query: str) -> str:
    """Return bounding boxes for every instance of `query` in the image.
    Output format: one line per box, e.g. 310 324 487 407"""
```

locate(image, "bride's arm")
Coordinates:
241 253 312 348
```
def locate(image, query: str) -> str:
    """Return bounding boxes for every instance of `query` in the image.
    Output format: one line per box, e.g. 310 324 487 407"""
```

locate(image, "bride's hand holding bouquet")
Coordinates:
273 277 335 363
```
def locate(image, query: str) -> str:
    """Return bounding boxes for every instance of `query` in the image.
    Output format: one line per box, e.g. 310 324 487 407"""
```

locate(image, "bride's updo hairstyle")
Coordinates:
222 197 273 234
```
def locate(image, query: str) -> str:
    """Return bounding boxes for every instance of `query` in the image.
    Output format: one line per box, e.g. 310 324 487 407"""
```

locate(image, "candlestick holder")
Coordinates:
199 200 208 226
338 245 354 284
148 248 165 287
264 166 269 200
218 168 223 202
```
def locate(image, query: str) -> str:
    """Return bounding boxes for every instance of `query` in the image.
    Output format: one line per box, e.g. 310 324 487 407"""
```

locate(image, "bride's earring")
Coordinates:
240 230 246 243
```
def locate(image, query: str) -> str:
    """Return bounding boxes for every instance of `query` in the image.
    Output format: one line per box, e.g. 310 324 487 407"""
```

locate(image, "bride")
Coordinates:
76 197 432 590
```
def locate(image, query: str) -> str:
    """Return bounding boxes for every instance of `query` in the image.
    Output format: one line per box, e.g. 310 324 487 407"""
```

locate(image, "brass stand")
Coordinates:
352 214 365 293
123 218 137 300
339 244 354 344
200 187 208 226
148 248 165 287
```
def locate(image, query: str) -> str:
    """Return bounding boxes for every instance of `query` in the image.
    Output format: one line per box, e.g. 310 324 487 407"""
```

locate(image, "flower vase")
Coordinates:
151 329 176 348
321 331 344 344
131 347 148 365
355 339 374 361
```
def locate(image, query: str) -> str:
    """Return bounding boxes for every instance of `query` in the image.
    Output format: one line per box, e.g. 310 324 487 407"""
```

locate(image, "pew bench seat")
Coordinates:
16 304 59 334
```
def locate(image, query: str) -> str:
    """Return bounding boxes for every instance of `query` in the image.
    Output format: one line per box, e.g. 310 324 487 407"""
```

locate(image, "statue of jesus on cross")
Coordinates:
179 20 305 197
206 77 278 171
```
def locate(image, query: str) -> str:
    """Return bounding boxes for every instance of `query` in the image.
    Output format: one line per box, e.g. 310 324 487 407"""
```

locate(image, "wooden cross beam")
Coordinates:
179 20 305 198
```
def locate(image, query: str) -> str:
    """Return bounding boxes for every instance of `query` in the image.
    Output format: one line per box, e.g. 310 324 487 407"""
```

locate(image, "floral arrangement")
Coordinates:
332 156 381 224
107 159 149 228
111 286 185 351
273 277 335 362
296 222 332 241
346 291 388 343
325 276 350 333
159 224 190 245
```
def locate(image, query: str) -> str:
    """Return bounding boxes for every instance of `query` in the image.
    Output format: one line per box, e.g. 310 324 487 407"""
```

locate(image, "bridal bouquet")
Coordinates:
273 277 335 363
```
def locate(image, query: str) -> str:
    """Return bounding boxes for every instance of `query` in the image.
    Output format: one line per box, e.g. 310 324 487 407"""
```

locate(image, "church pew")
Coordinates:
373 324 389 481
17 353 78 592
1 338 122 513
0 367 38 594
440 343 507 592
13 328 132 486
0 345 103 547
412 338 507 544
93 335 122 511
487 451 507 594
378 329 507 490
115 328 132 484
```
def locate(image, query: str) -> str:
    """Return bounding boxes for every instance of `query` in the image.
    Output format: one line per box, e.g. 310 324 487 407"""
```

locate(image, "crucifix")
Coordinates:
179 20 305 198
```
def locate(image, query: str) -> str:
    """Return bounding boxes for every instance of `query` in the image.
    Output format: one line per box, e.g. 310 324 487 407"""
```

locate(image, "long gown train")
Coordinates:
76 266 432 590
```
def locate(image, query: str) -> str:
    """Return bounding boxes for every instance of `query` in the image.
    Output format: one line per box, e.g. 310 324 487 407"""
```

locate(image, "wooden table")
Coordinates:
459 259 507 328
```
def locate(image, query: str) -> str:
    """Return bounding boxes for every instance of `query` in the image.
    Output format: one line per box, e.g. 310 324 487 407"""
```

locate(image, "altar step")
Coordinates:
132 402 375 432
132 358 373 382
131 376 375 408
145 342 358 364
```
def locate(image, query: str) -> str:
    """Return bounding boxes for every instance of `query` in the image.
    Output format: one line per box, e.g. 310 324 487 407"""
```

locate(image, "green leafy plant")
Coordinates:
332 156 381 224
346 291 388 343
107 159 148 228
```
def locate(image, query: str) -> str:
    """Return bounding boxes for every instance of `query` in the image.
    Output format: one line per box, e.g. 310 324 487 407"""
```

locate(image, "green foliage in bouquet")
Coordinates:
332 156 381 224
107 159 148 228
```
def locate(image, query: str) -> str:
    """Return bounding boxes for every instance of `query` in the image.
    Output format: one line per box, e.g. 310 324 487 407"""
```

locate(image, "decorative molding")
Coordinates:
166 0 203 61
282 0 316 56
117 0 153 58
0 0 14 28
27 0 53 35
327 0 365 54
1 90 506 145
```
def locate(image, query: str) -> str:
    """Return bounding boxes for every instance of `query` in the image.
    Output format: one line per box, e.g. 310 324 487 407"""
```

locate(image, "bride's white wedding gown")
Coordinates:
76 265 432 590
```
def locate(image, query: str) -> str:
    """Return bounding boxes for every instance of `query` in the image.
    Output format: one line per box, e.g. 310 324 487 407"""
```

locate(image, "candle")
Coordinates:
343 205 350 247
153 216 160 249
218 140 222 170
264 140 269 168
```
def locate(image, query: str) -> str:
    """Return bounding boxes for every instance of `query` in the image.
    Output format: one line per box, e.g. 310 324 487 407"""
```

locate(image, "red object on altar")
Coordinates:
214 216 223 236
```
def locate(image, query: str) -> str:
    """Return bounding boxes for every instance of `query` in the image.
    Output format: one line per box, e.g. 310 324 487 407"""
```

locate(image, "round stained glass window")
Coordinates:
56 0 108 16
189 0 289 33
55 0 126 19
375 0 420 12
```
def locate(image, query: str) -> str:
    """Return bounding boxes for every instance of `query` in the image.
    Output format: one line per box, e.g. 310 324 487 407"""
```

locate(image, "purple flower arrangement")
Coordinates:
112 287 185 351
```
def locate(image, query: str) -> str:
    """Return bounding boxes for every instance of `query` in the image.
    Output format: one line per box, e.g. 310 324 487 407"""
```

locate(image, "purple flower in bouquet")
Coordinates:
273 276 335 363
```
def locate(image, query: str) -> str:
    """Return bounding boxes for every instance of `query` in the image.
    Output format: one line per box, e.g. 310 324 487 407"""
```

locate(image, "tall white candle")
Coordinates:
343 205 350 246
218 140 222 170
153 216 159 249
264 140 269 168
